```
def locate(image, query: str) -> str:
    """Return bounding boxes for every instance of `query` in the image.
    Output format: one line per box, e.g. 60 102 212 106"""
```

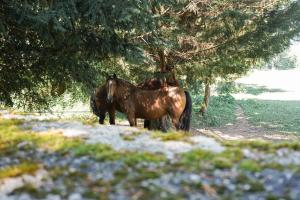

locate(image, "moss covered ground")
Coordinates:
1 118 300 199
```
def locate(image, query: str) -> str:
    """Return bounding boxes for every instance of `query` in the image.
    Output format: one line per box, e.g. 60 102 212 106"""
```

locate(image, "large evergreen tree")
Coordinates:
1 0 300 110
154 0 300 113
0 0 163 109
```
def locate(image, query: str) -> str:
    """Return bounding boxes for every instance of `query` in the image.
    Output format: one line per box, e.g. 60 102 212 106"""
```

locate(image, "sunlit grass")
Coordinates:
239 99 300 134
0 162 40 179
223 139 300 152
151 130 190 141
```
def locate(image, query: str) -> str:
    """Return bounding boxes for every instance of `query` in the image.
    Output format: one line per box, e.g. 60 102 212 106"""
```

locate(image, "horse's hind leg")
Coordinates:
171 117 180 130
159 117 168 132
144 119 150 129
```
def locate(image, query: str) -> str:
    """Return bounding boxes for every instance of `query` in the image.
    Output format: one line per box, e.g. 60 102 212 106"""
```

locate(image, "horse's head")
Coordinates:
106 73 117 103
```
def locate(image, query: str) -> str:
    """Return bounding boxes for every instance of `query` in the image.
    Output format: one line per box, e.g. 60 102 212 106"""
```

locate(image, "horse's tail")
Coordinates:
90 93 100 117
179 91 192 131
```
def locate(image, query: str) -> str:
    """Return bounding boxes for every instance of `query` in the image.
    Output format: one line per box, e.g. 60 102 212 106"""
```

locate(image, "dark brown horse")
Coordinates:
90 85 115 124
105 74 191 130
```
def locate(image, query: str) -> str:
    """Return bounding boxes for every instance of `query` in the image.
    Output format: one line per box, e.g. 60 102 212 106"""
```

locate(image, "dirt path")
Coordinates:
195 105 299 141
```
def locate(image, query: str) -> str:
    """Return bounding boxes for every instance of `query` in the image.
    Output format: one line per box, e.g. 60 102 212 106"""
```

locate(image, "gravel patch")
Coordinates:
21 120 224 158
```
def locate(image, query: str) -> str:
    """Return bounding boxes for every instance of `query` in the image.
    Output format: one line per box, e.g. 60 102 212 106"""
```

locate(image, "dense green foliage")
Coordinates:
1 0 300 109
0 0 166 109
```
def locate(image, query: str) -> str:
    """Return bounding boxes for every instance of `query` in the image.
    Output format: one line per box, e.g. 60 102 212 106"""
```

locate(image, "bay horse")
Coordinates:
90 70 178 125
137 70 181 131
105 74 191 130
91 71 192 131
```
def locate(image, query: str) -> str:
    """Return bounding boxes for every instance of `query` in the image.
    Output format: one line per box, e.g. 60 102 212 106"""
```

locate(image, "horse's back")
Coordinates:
131 87 186 119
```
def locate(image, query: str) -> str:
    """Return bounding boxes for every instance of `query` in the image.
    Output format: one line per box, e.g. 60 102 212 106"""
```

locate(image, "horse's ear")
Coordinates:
113 73 117 79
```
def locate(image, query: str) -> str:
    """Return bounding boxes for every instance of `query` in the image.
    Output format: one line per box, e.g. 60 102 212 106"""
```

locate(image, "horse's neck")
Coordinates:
116 79 136 98
96 85 106 98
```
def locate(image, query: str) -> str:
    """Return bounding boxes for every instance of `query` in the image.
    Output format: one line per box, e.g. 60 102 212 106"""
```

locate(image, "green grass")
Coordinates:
239 99 300 134
0 162 40 179
238 159 262 172
192 95 237 128
0 118 166 165
151 130 190 141
179 148 244 170
223 139 300 152
121 131 143 141
236 174 265 192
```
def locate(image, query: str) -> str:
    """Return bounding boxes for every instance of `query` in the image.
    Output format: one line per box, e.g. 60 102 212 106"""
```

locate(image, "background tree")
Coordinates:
0 0 164 109
264 51 298 70
1 0 300 112
167 0 300 114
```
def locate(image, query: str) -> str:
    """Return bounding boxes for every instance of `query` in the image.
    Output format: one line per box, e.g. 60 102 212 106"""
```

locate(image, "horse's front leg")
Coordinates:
144 119 150 129
128 116 136 126
108 109 116 125
99 113 106 124
127 112 137 127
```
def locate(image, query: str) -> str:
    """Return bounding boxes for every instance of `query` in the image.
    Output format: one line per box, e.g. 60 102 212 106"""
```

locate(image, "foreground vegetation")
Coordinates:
1 117 300 199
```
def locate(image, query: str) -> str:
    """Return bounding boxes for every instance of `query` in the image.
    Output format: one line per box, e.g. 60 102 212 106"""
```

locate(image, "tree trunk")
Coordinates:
146 48 172 131
158 49 166 72
200 81 211 116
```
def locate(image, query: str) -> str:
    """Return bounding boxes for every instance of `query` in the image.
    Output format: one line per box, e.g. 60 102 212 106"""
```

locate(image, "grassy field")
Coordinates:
239 99 300 134
190 81 300 135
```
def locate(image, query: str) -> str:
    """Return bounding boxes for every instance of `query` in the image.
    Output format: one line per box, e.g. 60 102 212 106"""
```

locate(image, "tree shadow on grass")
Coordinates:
237 84 286 96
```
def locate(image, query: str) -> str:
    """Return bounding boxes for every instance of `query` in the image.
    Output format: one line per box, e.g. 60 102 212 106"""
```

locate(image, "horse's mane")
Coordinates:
116 78 137 89
95 85 107 98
